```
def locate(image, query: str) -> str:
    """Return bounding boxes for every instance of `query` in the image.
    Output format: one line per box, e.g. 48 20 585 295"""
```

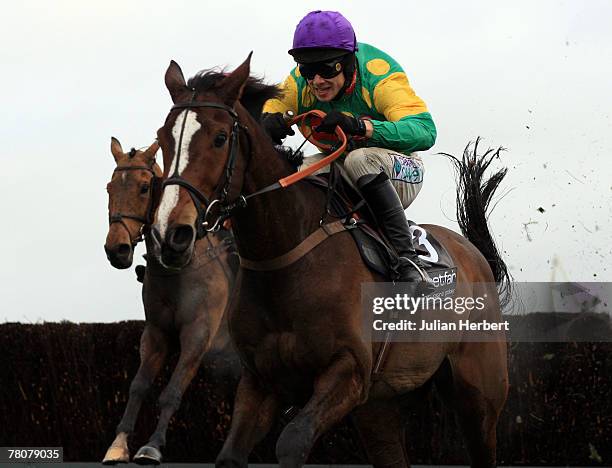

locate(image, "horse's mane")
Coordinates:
187 69 281 120
187 69 302 167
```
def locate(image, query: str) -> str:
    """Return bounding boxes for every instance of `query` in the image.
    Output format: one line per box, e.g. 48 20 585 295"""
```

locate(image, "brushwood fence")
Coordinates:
0 316 610 465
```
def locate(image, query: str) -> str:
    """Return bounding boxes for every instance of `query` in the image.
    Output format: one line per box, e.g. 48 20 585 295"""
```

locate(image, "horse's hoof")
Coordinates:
215 455 248 468
133 446 162 465
102 445 129 465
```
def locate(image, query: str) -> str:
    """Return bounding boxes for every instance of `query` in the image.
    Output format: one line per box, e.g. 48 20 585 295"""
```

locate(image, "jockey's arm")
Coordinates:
262 74 299 115
368 71 437 153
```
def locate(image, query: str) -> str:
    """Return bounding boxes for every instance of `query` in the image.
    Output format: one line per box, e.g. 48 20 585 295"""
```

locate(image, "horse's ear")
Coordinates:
165 60 187 103
110 137 125 163
220 52 252 105
142 140 160 166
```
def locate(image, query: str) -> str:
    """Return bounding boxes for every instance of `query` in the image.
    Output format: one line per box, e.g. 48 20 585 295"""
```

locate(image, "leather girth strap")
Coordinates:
239 220 353 271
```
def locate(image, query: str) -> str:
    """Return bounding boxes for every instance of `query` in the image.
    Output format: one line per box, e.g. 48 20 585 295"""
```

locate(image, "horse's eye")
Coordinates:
214 133 228 148
140 184 150 194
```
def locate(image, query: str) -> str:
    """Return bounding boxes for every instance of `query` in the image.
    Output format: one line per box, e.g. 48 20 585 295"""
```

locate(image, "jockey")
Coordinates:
262 10 436 288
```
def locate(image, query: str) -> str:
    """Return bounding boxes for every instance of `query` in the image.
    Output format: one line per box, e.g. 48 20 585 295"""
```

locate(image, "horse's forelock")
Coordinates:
187 69 281 119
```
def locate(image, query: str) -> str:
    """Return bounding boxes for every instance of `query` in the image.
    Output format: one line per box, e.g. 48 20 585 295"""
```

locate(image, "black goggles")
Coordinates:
298 58 344 80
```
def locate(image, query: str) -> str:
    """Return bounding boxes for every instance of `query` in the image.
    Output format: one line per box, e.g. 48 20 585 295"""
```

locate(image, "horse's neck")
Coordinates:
231 117 325 261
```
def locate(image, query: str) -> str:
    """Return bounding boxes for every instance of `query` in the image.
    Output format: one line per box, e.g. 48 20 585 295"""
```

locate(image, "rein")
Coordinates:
109 165 161 246
162 100 348 239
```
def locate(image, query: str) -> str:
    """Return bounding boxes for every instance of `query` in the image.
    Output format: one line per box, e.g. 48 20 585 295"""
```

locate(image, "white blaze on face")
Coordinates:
157 110 201 237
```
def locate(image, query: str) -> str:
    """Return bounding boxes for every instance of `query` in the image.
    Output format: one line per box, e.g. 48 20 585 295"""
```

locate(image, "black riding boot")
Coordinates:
357 172 434 293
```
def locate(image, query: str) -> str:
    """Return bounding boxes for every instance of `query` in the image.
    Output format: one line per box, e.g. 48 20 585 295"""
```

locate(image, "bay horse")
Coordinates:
150 55 510 468
103 137 238 465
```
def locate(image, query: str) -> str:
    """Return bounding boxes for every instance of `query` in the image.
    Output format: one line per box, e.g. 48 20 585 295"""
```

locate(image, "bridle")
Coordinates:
162 97 253 238
108 165 162 246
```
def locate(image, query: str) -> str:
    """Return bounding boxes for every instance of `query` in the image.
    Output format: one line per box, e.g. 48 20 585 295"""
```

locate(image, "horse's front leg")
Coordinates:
216 370 280 468
276 348 368 468
133 320 212 464
102 325 168 465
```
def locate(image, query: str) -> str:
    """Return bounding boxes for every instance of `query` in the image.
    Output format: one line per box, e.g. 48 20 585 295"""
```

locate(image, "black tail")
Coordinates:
441 138 512 307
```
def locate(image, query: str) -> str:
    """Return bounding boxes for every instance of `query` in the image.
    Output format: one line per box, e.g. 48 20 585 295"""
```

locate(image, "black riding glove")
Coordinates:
261 112 295 145
315 110 367 136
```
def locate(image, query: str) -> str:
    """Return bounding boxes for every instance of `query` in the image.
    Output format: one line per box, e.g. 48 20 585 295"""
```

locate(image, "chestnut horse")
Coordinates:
150 56 510 468
103 138 237 465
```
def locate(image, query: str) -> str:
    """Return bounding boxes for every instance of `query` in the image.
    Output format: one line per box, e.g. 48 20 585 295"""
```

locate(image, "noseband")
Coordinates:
109 165 162 246
162 98 250 238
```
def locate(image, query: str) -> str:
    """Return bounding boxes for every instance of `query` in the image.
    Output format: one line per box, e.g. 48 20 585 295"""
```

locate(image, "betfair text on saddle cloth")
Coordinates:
261 10 436 290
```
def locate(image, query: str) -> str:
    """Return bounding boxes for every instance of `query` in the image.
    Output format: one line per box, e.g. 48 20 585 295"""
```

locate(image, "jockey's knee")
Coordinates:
393 179 421 209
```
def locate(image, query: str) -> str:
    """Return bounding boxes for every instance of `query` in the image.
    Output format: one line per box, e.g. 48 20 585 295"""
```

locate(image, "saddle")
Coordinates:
308 166 457 296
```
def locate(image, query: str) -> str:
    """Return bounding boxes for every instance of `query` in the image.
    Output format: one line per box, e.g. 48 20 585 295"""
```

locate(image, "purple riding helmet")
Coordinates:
289 10 358 64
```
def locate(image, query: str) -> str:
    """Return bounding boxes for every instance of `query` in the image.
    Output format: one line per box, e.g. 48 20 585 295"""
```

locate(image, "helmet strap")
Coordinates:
344 68 358 95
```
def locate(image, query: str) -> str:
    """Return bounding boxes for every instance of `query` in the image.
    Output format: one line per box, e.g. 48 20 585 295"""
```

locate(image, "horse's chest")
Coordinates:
233 323 335 394
230 274 343 393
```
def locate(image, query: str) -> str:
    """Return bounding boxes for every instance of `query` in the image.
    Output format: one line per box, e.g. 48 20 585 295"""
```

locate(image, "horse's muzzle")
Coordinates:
150 224 195 269
104 243 134 269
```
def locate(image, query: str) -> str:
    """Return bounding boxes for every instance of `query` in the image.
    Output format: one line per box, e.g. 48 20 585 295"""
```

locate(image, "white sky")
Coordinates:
0 0 610 322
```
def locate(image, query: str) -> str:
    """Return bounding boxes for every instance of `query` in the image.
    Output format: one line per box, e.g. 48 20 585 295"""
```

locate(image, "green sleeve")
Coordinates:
369 112 437 153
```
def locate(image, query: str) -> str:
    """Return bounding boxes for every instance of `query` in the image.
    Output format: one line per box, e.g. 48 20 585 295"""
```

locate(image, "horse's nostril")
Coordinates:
168 225 194 252
105 243 133 269
116 244 132 258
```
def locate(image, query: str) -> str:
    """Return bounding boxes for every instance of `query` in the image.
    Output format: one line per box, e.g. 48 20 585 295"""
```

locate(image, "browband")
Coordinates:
171 101 238 119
